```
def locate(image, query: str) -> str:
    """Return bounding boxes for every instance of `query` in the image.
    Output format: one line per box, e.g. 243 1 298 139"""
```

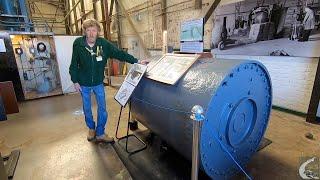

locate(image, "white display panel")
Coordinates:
146 54 199 85
180 18 204 42
180 18 204 53
115 63 147 106
54 36 81 94
180 41 204 53
114 81 136 107
125 63 147 86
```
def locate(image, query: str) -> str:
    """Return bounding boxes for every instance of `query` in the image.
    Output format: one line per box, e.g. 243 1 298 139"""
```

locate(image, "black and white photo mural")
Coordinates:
211 0 320 57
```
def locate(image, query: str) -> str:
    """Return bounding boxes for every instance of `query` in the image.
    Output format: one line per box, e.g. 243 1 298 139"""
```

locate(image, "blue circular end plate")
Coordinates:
200 61 272 179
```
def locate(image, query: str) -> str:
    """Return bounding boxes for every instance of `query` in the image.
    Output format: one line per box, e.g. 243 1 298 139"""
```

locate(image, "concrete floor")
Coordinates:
0 86 320 179
212 33 320 57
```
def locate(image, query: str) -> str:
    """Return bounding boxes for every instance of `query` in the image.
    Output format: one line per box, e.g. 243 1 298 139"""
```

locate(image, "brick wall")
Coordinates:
215 54 319 113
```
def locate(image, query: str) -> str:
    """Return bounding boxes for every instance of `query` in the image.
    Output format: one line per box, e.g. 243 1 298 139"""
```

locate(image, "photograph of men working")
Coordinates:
69 19 147 143
210 0 320 57
301 5 316 41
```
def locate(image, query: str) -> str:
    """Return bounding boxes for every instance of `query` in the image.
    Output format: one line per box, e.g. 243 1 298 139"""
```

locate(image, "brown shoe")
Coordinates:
96 134 114 143
87 129 96 141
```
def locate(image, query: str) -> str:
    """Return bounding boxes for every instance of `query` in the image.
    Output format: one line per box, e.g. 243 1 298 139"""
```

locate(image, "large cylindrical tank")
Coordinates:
131 58 272 179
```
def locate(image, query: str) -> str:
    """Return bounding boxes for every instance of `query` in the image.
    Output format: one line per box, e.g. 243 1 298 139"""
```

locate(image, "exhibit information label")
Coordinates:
115 63 147 107
180 41 204 53
146 54 199 85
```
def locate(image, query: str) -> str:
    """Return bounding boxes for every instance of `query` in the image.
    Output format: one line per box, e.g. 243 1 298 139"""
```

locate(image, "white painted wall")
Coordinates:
54 35 81 94
215 54 319 113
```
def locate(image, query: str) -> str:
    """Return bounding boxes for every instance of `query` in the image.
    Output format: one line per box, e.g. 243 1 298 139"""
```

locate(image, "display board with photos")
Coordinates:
180 18 204 53
114 63 147 106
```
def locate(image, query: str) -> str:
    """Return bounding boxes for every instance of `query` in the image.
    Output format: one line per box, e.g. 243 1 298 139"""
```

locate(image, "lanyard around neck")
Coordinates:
85 46 96 56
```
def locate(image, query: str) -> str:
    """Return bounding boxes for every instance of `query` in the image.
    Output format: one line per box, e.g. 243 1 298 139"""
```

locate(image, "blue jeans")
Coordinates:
80 84 108 136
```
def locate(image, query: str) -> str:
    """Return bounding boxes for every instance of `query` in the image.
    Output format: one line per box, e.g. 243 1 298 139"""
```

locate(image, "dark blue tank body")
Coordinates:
131 58 272 179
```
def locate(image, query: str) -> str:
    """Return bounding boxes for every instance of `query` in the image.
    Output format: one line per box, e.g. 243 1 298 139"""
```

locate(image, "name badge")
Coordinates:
96 56 103 61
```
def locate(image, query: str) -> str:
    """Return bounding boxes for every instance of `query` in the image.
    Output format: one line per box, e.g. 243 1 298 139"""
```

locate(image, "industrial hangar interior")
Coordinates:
0 0 320 179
